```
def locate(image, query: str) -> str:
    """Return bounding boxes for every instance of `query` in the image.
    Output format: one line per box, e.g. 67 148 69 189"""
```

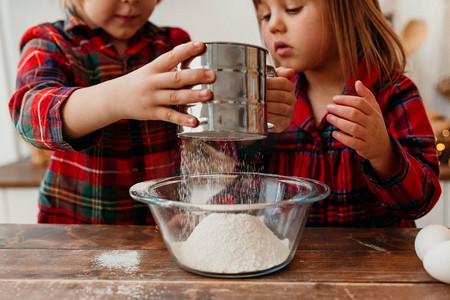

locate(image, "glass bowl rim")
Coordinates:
129 172 330 211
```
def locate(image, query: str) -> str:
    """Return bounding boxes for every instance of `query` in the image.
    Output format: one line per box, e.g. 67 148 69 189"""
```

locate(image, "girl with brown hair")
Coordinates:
254 0 441 227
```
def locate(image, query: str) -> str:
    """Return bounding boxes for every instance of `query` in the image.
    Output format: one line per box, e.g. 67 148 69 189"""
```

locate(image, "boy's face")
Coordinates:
255 0 337 73
79 0 157 42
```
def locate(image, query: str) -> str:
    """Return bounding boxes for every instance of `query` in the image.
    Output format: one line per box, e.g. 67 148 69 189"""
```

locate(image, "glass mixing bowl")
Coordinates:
130 172 329 278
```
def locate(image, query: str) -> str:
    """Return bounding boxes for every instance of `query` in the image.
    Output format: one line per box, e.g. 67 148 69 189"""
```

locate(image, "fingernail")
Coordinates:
187 117 196 125
200 89 209 97
332 95 340 101
327 104 335 110
205 69 214 79
193 41 202 48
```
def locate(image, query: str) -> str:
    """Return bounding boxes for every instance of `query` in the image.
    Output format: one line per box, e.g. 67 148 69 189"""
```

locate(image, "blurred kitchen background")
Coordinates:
0 0 449 225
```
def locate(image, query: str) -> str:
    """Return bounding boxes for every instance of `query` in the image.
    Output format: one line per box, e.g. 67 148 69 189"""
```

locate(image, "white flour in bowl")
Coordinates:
170 213 290 274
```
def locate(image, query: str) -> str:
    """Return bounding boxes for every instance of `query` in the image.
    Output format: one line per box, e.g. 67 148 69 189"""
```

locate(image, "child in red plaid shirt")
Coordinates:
253 0 441 227
9 0 296 224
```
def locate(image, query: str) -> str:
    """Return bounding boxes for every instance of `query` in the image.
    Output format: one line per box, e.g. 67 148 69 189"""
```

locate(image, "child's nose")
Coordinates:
268 13 286 33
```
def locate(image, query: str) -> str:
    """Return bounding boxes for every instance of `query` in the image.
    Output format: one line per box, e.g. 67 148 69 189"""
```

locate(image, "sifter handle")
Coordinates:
266 65 276 129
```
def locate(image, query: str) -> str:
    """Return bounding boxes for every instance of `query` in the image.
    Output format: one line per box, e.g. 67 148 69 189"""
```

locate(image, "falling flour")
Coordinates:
170 213 290 274
93 250 140 273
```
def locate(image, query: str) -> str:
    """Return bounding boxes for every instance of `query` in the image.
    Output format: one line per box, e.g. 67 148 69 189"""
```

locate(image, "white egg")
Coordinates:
414 224 450 261
423 240 450 284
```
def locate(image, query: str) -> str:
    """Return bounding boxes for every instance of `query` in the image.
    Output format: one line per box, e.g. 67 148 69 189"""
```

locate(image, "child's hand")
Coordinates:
113 41 216 127
63 41 216 140
266 67 296 132
326 80 399 180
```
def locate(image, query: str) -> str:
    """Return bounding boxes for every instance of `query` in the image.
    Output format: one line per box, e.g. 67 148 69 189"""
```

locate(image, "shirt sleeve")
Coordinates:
360 76 441 219
9 25 101 152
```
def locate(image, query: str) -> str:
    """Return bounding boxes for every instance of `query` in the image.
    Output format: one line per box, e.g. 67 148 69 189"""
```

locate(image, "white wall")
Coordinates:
0 23 18 165
0 0 63 165
0 188 39 223
379 0 450 117
151 0 262 46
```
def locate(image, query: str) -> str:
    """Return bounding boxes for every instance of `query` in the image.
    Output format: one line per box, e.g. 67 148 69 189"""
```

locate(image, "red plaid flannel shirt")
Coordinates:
9 10 190 224
266 67 441 227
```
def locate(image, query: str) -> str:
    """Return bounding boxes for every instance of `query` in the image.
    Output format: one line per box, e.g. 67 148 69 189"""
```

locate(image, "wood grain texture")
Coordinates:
1 280 449 300
1 224 449 299
439 164 450 180
0 159 46 187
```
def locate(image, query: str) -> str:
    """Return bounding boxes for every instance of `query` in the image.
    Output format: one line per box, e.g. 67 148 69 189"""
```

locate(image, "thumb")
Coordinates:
355 80 380 111
275 67 295 79
150 41 206 73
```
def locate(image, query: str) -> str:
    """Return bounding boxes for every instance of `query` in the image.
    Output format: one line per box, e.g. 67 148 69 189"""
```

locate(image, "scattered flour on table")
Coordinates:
171 213 290 273
93 250 140 273
80 284 148 300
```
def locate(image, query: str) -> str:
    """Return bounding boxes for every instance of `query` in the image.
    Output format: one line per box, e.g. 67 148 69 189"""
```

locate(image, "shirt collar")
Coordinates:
62 7 159 57
63 7 159 37
346 59 381 92
63 7 90 32
126 22 159 54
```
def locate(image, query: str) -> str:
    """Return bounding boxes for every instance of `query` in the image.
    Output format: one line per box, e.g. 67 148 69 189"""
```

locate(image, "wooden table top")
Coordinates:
1 224 449 299
0 158 46 188
439 164 450 181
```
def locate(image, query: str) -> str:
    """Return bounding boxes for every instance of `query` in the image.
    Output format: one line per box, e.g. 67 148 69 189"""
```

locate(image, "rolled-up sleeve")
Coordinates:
9 28 101 151
361 77 441 219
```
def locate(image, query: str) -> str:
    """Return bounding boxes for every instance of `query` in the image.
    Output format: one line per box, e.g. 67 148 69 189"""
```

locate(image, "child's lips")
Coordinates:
116 15 139 23
274 41 293 57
